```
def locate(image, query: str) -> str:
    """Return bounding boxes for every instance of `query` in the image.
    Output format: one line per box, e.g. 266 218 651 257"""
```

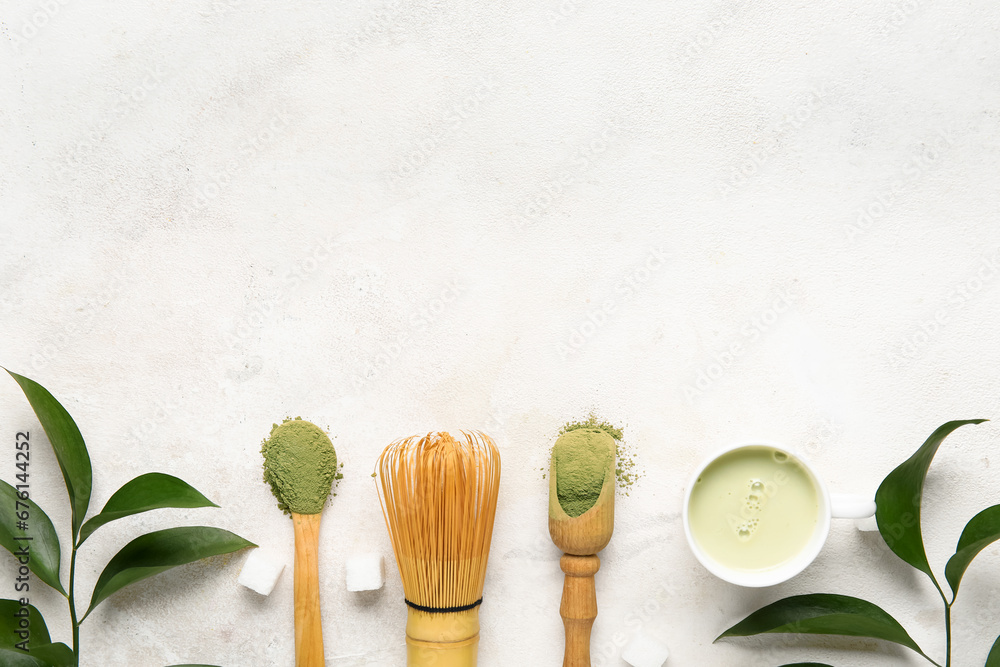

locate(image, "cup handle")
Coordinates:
830 493 876 519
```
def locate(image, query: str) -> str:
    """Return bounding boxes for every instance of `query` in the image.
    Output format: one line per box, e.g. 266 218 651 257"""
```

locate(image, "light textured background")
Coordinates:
2 1 1000 665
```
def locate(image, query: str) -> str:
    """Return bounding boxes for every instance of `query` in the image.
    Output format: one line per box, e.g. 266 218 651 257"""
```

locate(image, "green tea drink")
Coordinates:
688 446 820 572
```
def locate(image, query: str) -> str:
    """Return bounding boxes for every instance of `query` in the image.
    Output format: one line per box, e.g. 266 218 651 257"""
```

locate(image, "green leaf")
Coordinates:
716 593 929 659
17 643 74 666
0 598 51 647
0 599 73 666
79 473 219 545
875 419 986 588
987 633 1000 667
0 481 65 595
945 504 1000 599
82 526 255 620
0 648 58 667
5 370 93 542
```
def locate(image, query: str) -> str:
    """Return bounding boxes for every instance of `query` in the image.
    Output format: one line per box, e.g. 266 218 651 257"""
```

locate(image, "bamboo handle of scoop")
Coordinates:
293 512 324 667
559 553 600 667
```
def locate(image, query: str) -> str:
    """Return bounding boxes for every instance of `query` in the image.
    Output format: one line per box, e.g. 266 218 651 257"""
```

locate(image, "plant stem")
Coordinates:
68 543 80 666
944 601 952 667
927 578 952 667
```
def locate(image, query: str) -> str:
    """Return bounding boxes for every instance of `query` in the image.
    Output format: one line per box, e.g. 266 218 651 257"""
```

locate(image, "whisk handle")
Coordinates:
293 512 325 667
406 607 480 666
559 553 600 667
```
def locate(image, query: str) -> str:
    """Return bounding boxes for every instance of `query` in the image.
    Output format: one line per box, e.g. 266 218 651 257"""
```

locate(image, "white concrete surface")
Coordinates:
2 1 1000 665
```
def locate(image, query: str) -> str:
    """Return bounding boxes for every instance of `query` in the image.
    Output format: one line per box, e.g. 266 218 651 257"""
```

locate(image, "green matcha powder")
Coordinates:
549 415 641 517
554 427 615 517
261 417 340 515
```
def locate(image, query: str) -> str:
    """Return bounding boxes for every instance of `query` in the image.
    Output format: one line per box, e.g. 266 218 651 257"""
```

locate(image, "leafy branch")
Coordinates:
717 420 1000 667
0 370 254 666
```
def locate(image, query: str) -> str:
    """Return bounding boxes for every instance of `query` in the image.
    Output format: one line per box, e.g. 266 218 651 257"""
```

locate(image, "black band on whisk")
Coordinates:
405 597 483 614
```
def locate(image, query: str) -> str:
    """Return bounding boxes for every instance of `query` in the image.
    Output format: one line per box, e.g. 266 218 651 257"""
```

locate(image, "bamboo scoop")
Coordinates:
292 512 324 666
548 427 616 667
261 418 339 667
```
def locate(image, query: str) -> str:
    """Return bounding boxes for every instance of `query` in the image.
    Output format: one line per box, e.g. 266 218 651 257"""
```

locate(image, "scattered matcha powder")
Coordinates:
555 414 642 495
560 415 623 440
261 417 339 515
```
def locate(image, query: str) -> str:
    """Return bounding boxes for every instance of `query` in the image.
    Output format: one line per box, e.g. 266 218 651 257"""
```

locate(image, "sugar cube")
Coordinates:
346 553 384 592
238 548 285 596
856 515 880 532
831 494 877 519
622 631 670 667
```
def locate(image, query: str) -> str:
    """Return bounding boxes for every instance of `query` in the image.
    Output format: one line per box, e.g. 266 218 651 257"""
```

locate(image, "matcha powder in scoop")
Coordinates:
553 427 615 518
261 418 338 515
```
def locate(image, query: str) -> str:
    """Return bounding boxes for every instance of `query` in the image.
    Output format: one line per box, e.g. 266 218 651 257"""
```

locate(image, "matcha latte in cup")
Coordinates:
683 442 875 587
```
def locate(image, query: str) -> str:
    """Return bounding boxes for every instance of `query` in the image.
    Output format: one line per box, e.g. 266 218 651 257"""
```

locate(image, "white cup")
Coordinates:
682 441 875 587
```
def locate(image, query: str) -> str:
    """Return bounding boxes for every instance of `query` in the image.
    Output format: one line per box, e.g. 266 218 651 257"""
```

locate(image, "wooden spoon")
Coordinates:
548 432 616 667
260 418 337 667
293 511 324 667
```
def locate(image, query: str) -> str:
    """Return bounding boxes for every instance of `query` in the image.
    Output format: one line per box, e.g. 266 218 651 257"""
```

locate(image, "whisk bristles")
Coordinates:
376 430 501 611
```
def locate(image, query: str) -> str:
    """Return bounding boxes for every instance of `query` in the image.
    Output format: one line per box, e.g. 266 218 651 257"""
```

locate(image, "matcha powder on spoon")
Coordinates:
261 417 339 515
552 415 641 517
553 426 615 518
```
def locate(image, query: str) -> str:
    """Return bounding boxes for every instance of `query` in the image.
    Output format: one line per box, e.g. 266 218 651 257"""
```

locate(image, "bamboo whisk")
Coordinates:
376 431 501 667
